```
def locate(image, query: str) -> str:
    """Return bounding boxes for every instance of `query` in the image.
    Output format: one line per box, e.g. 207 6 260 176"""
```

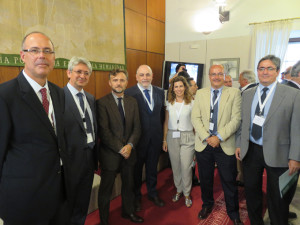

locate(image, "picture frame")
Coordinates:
210 58 240 81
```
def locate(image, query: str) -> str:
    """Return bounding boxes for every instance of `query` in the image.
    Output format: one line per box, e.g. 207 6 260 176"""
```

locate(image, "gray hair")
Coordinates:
68 56 92 74
257 55 281 71
240 70 256 83
291 61 300 77
21 31 54 50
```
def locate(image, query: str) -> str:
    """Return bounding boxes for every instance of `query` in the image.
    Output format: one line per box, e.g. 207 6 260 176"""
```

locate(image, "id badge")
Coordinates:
253 115 265 127
209 122 214 131
172 131 180 138
87 133 93 143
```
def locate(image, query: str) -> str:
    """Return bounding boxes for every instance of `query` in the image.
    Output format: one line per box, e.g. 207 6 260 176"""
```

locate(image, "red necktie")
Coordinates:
40 88 49 115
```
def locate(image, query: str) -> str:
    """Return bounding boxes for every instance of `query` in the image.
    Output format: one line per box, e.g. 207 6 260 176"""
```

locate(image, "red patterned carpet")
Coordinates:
85 168 267 225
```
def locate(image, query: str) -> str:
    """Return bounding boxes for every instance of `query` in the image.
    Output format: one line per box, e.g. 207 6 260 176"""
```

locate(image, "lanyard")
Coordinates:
257 82 276 115
175 101 184 129
210 91 221 118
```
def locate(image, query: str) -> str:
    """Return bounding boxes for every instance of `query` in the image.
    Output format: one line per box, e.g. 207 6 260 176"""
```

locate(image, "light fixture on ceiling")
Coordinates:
219 6 230 23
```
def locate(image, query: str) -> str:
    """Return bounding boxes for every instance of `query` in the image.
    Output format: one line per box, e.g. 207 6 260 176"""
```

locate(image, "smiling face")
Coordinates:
257 59 279 86
20 33 55 85
209 65 225 89
136 65 153 89
67 63 91 91
173 81 185 98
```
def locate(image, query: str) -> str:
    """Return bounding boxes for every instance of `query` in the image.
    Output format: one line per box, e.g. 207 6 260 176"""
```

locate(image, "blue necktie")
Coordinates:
210 90 219 135
143 89 151 104
77 93 94 148
251 87 268 140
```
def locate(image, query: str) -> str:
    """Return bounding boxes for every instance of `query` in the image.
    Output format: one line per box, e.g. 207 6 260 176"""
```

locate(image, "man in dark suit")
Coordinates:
236 55 300 225
64 56 97 225
125 65 165 210
0 32 68 225
97 69 143 225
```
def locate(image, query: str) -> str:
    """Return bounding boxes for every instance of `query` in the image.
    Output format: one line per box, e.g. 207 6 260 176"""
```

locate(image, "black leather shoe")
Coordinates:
122 213 144 223
135 199 142 212
148 196 165 207
198 207 213 219
288 211 297 220
232 218 243 225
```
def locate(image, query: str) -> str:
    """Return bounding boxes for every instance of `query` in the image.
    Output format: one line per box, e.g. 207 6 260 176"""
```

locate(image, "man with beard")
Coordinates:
96 69 143 225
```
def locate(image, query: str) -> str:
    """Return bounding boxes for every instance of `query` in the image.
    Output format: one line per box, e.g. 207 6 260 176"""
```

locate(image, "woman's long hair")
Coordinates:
167 76 192 105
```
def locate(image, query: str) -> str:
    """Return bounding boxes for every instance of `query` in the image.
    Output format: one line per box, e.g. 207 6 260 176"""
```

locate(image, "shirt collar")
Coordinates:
23 70 49 94
67 82 84 96
137 83 152 92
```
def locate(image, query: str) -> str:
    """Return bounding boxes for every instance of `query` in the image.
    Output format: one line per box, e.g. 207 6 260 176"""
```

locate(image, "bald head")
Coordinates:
136 65 153 89
224 75 233 87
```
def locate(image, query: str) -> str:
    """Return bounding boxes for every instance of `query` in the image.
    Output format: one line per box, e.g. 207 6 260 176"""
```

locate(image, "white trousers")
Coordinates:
167 130 195 196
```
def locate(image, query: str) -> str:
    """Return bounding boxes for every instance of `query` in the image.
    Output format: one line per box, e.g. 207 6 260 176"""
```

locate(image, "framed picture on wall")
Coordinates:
210 58 240 81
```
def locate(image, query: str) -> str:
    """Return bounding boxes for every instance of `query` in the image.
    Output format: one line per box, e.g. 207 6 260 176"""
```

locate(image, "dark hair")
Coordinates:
175 63 186 72
186 77 194 86
257 55 281 71
167 76 192 104
177 71 190 79
109 69 128 80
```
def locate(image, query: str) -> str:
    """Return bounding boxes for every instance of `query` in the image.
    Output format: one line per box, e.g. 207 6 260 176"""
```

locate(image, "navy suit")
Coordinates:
63 86 97 225
0 72 68 225
125 85 165 198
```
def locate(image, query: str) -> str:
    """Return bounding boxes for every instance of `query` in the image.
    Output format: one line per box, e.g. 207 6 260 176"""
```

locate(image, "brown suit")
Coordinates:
96 93 141 225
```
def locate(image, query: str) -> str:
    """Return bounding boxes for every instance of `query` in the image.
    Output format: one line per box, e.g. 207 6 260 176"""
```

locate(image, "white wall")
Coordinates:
166 36 251 88
165 0 300 88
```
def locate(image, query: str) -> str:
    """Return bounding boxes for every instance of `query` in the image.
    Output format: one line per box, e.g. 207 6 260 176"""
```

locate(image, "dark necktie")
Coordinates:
40 88 49 115
77 92 93 134
251 87 268 140
210 90 219 134
143 89 151 104
118 97 125 127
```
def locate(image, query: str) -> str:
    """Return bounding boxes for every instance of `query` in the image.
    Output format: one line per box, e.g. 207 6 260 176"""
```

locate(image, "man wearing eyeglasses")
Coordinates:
236 55 300 225
0 32 68 225
192 65 243 225
280 66 292 84
63 56 97 225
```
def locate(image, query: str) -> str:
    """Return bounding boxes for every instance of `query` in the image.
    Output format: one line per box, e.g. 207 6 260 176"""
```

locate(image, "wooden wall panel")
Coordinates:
147 52 164 87
0 66 19 84
147 18 165 54
125 0 146 15
48 69 65 88
147 0 165 22
126 49 147 88
125 9 146 51
95 71 110 100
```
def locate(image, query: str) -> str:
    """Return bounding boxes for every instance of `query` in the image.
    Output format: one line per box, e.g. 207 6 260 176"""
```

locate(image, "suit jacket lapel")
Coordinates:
218 87 229 123
64 86 85 132
108 93 124 127
203 88 211 120
264 84 284 125
85 91 97 134
18 73 56 138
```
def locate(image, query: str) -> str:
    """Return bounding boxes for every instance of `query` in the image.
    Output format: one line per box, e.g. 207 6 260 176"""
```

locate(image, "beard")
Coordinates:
112 87 124 94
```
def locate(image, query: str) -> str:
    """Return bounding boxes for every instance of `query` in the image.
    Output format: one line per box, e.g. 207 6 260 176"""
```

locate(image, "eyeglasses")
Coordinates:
258 67 276 72
73 70 90 76
209 73 224 77
22 48 55 55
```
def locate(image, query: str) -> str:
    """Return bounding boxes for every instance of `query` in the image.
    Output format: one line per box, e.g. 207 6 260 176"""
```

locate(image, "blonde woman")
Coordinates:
162 76 195 207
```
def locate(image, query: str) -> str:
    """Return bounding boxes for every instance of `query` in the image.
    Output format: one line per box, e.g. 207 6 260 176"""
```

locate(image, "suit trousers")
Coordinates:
70 148 95 225
134 140 161 199
167 130 195 196
98 159 135 225
242 142 298 225
196 145 239 220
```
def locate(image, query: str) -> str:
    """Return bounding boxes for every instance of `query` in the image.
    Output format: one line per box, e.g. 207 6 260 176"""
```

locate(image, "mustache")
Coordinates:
35 60 49 66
